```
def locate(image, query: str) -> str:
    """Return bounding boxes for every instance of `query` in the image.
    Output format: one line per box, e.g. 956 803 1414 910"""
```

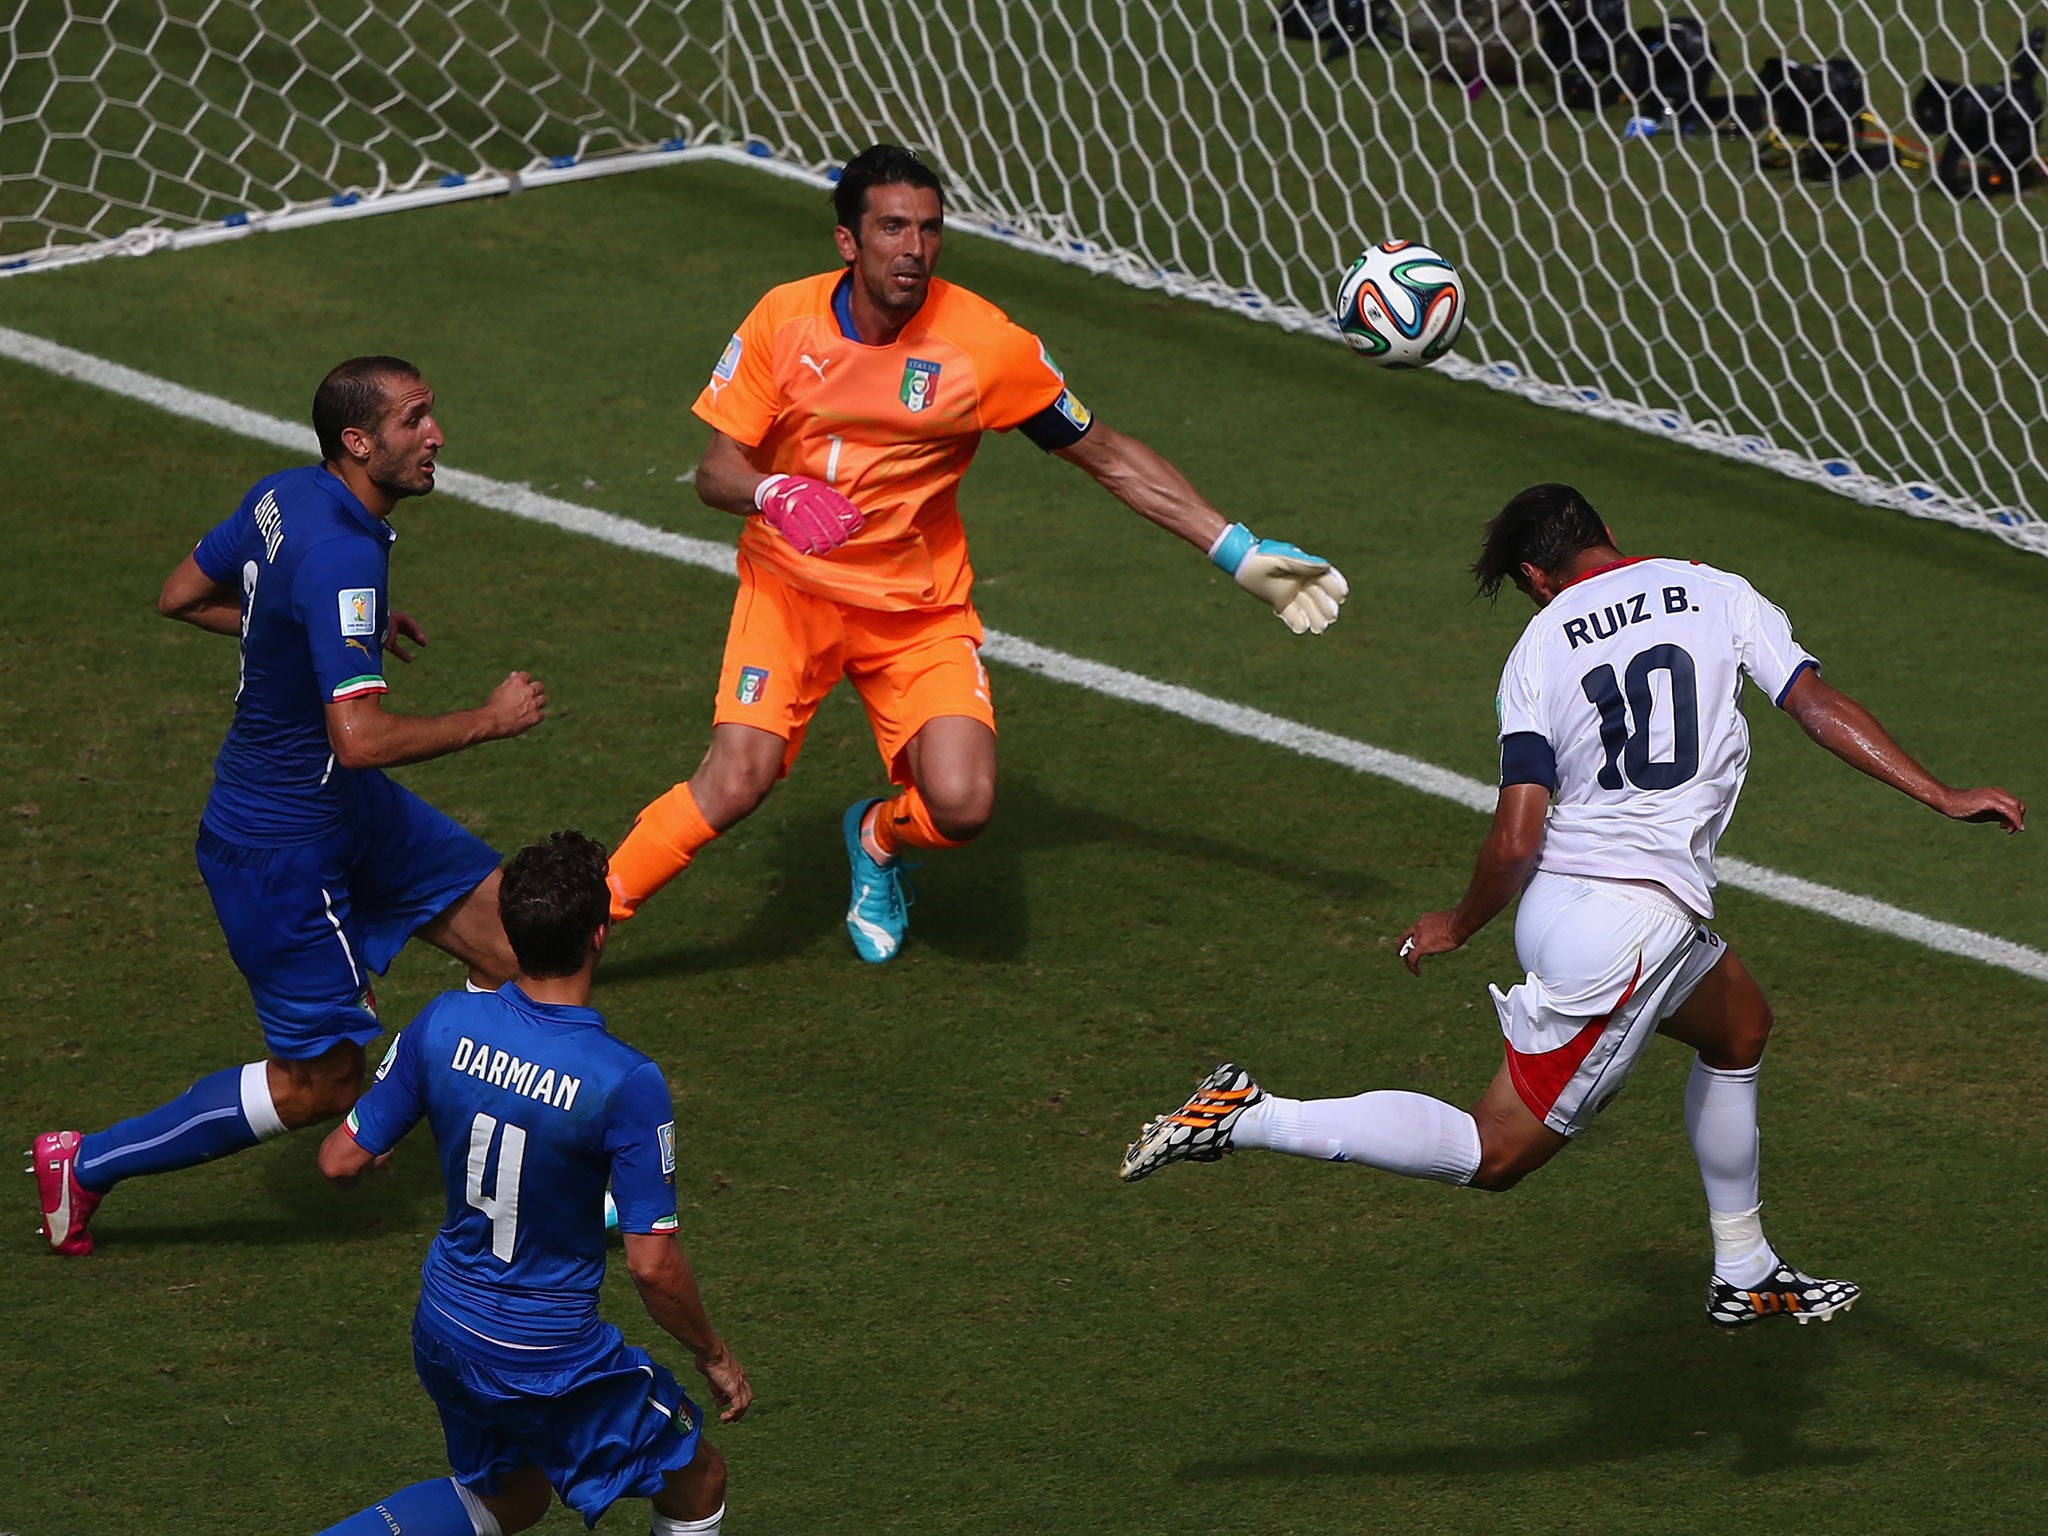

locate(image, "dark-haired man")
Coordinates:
607 143 1349 963
1123 483 2024 1327
30 357 547 1256
316 831 749 1536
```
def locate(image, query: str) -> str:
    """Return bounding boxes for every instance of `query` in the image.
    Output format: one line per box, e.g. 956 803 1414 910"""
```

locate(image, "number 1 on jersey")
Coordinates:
825 433 845 485
464 1111 527 1263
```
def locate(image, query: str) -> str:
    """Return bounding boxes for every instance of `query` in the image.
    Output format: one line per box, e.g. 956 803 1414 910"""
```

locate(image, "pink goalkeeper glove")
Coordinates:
754 473 865 554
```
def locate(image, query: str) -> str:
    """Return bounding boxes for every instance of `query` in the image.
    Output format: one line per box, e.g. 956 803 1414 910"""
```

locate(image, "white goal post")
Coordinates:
4 2 2043 551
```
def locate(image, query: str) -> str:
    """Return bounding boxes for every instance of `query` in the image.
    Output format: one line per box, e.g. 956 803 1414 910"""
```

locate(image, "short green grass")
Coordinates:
1 161 2044 1534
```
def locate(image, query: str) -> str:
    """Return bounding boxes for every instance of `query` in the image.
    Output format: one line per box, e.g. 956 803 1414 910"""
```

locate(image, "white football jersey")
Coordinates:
1495 557 1815 917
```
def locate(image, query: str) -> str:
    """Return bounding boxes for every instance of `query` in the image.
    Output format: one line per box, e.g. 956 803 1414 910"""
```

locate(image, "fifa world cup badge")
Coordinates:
900 357 941 413
338 587 378 636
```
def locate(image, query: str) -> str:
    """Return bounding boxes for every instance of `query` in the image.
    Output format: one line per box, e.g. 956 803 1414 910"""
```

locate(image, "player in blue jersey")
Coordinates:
29 356 548 1256
315 831 751 1536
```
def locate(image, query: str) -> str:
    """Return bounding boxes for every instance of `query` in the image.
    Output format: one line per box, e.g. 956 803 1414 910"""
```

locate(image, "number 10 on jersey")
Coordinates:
1580 643 1700 790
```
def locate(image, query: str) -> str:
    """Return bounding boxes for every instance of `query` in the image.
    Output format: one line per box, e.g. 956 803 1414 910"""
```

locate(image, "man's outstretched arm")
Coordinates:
1052 422 1230 548
1780 669 2024 832
1055 424 1349 635
1398 781 1552 972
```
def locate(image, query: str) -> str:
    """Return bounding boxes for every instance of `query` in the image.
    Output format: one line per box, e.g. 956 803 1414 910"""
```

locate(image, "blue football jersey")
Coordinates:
345 985 681 1370
191 464 396 844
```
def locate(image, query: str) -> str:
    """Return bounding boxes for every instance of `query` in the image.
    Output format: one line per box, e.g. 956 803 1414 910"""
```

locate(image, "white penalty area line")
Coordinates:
6 321 2045 985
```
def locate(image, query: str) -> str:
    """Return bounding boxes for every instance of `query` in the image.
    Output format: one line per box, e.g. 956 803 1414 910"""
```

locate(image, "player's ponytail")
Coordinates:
1472 483 1609 601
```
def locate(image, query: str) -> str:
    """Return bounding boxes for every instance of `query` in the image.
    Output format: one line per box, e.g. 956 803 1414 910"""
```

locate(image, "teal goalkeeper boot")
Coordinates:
842 799 909 963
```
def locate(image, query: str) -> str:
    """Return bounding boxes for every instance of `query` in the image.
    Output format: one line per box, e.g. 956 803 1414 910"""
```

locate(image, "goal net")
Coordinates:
4 2 2043 551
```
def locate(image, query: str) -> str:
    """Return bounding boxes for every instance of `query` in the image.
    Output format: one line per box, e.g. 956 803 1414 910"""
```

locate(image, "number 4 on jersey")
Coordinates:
465 1111 527 1262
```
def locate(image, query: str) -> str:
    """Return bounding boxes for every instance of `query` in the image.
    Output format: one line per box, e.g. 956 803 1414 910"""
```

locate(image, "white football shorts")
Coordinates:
1491 870 1727 1136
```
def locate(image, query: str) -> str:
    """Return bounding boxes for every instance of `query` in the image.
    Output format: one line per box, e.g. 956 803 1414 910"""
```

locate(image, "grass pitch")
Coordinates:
1 161 2045 1534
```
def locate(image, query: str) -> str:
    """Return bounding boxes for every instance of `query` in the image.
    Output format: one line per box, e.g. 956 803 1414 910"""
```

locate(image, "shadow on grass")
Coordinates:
1177 1253 1890 1482
94 1212 385 1250
85 1131 444 1250
600 772 1387 980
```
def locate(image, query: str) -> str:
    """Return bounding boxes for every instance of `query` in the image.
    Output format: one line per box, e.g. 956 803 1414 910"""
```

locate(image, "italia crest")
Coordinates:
900 357 941 413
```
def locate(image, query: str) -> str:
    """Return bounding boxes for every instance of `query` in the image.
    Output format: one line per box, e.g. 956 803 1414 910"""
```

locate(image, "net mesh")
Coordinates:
3 2 2043 549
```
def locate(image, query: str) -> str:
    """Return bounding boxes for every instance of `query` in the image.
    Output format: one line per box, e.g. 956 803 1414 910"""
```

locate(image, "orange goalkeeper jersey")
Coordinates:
692 270 1075 611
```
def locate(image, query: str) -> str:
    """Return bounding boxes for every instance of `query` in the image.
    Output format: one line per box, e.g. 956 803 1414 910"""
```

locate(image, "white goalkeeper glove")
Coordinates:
1207 523 1349 635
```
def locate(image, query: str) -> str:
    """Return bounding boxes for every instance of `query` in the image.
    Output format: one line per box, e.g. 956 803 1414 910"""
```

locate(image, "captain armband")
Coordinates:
1017 388 1095 452
1499 732 1558 791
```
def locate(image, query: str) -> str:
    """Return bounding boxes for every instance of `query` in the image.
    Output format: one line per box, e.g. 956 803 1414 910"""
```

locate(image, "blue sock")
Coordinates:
317 1478 479 1536
76 1065 264 1193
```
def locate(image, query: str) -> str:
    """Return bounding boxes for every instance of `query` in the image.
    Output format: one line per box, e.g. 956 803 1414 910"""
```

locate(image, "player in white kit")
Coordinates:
1121 483 2025 1326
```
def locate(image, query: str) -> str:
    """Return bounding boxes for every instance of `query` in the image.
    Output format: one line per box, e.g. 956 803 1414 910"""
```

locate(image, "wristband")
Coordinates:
1207 522 1255 574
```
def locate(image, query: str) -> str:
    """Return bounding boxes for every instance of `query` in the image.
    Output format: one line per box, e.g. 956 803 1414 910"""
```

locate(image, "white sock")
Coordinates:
1684 1057 1778 1286
452 1479 502 1536
238 1061 289 1142
1234 1091 1481 1185
651 1504 724 1535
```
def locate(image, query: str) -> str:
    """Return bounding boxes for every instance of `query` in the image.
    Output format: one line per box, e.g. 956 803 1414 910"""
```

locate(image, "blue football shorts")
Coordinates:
412 1319 705 1527
196 770 500 1059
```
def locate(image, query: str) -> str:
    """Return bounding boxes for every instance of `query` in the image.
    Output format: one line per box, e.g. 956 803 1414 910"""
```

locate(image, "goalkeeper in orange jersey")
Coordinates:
607 143 1349 963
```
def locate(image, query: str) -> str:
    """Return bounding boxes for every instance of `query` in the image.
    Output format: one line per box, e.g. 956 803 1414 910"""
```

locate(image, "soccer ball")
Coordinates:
1334 241 1466 367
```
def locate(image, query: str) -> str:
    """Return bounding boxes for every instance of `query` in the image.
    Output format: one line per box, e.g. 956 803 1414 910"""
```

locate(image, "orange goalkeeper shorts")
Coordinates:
713 554 996 786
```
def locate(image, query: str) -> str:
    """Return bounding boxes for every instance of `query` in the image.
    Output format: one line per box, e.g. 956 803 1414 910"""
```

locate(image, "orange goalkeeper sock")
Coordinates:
608 783 718 920
863 788 969 861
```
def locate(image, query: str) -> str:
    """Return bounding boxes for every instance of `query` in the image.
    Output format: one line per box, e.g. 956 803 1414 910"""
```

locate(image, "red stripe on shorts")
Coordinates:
1506 953 1645 1121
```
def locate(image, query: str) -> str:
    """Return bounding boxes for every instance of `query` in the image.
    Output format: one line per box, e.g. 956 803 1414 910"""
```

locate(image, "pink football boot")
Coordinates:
29 1131 102 1256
